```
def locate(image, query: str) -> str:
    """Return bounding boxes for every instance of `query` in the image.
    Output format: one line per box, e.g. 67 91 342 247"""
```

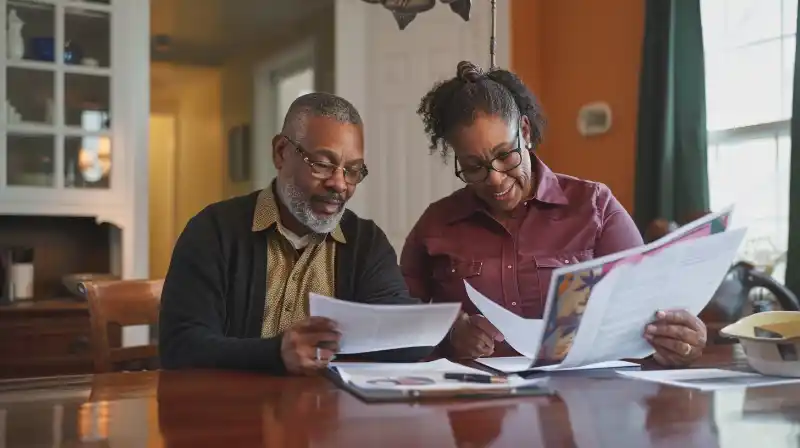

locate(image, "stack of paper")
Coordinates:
465 207 745 371
617 368 800 391
476 357 639 374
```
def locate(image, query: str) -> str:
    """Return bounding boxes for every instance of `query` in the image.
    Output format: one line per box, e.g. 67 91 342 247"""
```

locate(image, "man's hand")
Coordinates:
448 313 505 359
281 317 341 375
644 309 707 367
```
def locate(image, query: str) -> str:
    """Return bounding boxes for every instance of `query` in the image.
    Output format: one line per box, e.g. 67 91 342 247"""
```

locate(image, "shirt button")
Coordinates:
512 302 517 306
451 269 456 273
507 265 513 269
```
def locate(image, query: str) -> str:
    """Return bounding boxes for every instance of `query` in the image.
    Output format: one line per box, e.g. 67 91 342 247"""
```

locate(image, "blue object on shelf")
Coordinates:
64 41 83 64
29 37 84 64
30 37 55 61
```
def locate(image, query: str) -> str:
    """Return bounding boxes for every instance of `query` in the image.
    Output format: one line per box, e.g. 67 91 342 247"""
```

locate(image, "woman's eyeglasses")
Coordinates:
454 127 523 184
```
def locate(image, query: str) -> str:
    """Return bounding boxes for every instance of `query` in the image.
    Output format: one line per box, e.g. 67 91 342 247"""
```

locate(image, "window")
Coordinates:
702 0 796 279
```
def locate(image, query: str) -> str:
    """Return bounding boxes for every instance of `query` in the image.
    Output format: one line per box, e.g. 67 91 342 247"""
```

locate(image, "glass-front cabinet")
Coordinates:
0 0 147 280
0 0 120 205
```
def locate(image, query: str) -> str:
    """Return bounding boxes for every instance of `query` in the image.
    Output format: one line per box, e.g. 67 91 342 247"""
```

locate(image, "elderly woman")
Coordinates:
400 61 707 366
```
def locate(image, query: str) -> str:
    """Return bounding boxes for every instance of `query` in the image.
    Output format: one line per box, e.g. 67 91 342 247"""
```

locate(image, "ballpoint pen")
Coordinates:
444 373 508 384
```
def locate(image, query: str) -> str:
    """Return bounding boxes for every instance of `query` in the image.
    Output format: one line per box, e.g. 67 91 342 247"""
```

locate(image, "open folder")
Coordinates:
466 207 745 372
326 359 553 403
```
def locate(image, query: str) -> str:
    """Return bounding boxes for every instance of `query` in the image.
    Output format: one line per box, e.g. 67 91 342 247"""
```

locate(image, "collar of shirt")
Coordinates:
251 182 347 244
445 155 569 224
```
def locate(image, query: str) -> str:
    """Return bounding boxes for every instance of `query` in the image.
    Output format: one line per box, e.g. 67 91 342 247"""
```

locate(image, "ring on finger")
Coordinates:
683 343 692 356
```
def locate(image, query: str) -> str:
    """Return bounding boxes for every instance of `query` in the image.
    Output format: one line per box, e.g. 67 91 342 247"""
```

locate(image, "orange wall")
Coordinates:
511 0 645 211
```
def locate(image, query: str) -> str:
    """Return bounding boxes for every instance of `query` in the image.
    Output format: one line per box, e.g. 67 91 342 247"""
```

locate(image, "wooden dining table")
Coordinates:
1 344 799 447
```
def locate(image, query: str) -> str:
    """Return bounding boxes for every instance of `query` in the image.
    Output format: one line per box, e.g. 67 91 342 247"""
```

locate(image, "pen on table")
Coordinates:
444 373 508 384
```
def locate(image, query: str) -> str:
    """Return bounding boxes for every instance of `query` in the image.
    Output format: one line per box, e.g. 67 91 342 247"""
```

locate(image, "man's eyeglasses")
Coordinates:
454 127 523 184
281 135 368 185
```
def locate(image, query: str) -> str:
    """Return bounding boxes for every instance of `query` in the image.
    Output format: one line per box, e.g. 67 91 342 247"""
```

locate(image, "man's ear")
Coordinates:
272 135 287 170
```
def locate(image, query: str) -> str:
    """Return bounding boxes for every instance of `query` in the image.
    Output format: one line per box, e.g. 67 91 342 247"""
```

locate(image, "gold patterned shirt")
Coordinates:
251 187 345 338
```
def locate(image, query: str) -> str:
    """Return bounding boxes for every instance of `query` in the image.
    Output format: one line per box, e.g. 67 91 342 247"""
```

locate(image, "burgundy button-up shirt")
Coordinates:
400 157 644 356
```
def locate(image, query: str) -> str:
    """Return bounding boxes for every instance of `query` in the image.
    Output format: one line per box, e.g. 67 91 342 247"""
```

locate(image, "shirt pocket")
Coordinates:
533 250 594 298
432 258 483 282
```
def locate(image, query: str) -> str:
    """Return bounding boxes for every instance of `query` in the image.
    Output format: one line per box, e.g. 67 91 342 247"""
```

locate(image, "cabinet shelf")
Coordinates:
5 58 110 76
8 0 110 17
3 123 111 136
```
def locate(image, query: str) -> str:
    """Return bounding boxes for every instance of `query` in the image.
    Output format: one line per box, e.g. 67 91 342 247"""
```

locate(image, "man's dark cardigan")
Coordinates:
159 190 433 374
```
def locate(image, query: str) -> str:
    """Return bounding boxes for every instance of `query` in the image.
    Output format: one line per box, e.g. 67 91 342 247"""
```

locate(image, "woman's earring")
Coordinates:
526 141 533 150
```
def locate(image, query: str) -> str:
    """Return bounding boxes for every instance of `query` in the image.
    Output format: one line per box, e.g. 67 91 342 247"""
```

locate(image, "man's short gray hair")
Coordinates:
281 92 363 135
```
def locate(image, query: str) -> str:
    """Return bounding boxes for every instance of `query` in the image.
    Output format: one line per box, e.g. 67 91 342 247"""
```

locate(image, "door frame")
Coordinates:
252 38 316 191
147 113 178 279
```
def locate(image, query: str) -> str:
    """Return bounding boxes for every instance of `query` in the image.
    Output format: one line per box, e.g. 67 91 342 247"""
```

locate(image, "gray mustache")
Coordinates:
313 194 345 204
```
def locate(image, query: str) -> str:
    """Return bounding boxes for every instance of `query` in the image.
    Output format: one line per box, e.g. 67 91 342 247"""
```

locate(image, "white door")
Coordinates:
335 0 510 255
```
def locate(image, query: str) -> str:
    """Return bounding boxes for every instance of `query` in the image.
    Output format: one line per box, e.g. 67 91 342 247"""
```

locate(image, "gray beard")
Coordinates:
275 177 345 234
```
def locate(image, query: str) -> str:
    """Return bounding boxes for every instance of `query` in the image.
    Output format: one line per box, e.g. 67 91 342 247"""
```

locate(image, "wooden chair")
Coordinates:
82 279 163 373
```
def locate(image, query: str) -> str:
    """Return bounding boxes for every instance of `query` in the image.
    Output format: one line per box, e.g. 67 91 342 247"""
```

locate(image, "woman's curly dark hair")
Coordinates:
417 61 546 159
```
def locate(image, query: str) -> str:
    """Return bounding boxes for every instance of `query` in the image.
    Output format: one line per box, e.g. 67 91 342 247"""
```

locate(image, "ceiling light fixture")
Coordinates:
361 0 498 70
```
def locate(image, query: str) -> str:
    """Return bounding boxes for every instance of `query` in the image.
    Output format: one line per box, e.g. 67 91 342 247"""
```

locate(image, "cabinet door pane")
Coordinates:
64 135 110 189
7 134 54 187
6 67 54 124
65 74 109 130
6 1 55 63
65 7 110 68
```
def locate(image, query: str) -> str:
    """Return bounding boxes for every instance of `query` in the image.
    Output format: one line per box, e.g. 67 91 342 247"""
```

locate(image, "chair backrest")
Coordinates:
82 279 163 373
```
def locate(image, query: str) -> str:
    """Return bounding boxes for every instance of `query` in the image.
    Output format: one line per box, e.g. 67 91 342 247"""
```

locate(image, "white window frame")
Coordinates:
708 120 791 147
702 1 795 279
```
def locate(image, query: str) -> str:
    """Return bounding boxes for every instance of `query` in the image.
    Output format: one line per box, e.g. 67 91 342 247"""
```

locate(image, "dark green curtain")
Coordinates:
785 5 800 296
634 0 709 230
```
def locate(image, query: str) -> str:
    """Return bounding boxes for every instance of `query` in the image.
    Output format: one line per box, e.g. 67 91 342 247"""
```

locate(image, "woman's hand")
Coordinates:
644 309 707 367
448 313 505 359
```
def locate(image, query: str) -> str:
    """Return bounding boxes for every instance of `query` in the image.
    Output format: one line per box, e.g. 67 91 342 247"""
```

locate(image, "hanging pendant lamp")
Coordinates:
361 0 472 31
361 0 497 70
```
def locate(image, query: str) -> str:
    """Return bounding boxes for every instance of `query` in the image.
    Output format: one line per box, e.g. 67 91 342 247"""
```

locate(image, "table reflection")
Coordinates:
548 375 718 447
79 400 110 443
447 403 513 447
1 361 800 447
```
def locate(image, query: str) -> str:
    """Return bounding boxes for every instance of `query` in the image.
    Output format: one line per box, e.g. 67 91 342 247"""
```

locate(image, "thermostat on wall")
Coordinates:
577 102 612 137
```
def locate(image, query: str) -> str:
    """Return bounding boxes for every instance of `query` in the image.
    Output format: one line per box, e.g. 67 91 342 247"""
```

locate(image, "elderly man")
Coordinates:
159 93 428 375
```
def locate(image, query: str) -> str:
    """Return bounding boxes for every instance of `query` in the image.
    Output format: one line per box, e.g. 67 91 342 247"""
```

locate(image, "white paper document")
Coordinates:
476 356 639 374
464 208 745 370
617 368 800 391
558 228 747 368
309 293 461 354
331 359 546 391
464 282 544 358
